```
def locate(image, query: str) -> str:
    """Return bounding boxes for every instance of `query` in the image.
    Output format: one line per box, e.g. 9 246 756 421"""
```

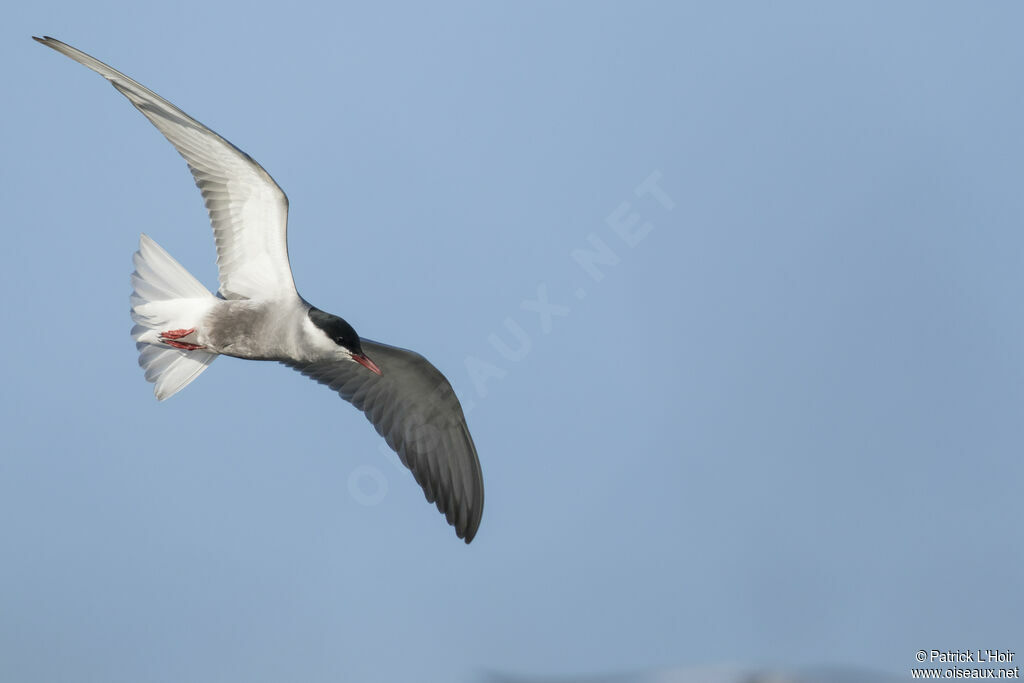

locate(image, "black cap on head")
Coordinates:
308 307 363 354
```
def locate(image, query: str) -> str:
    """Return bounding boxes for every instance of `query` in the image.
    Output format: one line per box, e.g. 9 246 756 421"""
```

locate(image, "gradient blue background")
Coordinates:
3 3 1023 682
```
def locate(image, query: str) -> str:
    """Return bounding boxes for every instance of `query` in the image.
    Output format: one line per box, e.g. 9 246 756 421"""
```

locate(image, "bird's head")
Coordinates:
307 307 382 375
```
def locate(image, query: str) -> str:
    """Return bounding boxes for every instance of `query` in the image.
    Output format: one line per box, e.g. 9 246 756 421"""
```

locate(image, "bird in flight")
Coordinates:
35 36 483 543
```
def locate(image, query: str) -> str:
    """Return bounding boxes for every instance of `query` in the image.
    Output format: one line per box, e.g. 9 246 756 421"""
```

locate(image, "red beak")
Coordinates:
353 352 383 375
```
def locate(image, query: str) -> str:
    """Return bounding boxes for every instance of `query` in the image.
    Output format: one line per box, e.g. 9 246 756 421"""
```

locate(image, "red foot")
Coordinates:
160 328 197 339
159 328 205 351
164 340 205 351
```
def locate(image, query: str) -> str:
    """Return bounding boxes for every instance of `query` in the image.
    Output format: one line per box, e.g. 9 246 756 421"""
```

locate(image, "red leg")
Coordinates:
159 328 205 350
160 328 196 340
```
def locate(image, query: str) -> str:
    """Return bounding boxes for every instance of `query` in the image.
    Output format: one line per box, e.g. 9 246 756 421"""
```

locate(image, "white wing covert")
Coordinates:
35 36 295 300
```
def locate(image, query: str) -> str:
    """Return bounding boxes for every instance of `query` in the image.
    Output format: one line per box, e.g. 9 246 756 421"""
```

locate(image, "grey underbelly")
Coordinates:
203 302 296 360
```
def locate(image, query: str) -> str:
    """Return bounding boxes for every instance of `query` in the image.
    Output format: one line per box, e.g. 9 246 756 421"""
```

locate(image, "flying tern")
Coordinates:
35 36 484 543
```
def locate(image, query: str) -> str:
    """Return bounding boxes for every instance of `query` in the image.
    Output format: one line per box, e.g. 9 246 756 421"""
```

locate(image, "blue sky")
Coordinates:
3 3 1023 682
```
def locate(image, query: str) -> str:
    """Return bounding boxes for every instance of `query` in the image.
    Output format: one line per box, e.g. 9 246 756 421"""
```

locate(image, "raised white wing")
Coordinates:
36 36 296 300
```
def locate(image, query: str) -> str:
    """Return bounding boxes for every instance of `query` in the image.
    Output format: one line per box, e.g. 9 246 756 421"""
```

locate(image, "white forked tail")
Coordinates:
130 234 218 400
